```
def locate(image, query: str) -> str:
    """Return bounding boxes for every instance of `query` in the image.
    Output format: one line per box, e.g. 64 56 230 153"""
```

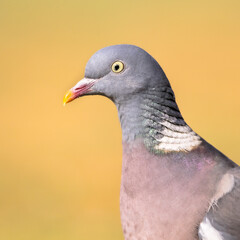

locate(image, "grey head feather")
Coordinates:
86 44 170 101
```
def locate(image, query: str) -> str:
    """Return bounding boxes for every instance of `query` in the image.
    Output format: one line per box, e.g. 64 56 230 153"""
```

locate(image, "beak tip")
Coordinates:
63 90 74 106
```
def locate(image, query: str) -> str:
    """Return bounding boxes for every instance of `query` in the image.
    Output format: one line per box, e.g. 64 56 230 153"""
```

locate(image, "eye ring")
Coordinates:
111 61 124 73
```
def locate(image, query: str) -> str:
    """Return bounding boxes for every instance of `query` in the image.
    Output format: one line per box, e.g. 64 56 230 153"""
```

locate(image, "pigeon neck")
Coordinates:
116 86 201 153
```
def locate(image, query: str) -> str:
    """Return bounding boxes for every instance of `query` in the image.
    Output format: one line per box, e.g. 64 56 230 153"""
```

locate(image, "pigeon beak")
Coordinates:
63 78 96 106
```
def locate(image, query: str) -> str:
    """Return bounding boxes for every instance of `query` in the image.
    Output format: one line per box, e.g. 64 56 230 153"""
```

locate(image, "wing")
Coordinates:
198 167 240 240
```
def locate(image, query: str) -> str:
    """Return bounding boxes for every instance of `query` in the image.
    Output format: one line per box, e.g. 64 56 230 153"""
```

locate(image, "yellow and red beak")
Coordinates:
63 78 96 106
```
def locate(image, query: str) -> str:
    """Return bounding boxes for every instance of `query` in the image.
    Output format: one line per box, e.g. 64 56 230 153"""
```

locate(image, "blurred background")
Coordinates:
0 0 239 239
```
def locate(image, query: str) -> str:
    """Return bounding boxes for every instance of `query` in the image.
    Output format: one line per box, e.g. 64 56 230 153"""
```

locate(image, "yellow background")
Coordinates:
0 0 239 239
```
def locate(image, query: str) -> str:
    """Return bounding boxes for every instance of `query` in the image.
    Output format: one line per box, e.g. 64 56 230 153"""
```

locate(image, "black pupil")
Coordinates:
114 64 120 71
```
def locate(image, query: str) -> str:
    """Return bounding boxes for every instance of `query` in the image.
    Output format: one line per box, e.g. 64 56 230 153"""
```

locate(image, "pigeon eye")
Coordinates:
112 61 124 73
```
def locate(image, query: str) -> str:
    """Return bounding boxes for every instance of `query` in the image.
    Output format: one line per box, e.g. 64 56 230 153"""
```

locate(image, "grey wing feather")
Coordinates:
199 167 240 240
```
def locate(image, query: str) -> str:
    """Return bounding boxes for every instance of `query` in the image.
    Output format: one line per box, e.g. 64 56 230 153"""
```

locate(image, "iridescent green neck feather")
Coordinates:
116 86 201 154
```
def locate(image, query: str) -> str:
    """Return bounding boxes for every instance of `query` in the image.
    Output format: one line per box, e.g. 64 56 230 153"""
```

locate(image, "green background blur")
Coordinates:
0 0 239 239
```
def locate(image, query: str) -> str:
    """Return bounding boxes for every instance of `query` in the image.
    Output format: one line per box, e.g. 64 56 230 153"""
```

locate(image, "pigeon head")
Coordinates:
63 45 169 104
63 44 190 148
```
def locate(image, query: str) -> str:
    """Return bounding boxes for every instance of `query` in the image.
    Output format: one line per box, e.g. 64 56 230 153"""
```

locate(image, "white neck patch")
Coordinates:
154 121 202 152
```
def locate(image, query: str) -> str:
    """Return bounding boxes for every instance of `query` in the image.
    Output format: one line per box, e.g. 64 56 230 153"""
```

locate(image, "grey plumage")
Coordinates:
64 44 240 240
201 168 240 240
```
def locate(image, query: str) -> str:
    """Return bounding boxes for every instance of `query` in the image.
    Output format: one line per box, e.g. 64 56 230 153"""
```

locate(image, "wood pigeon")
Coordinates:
63 45 240 240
